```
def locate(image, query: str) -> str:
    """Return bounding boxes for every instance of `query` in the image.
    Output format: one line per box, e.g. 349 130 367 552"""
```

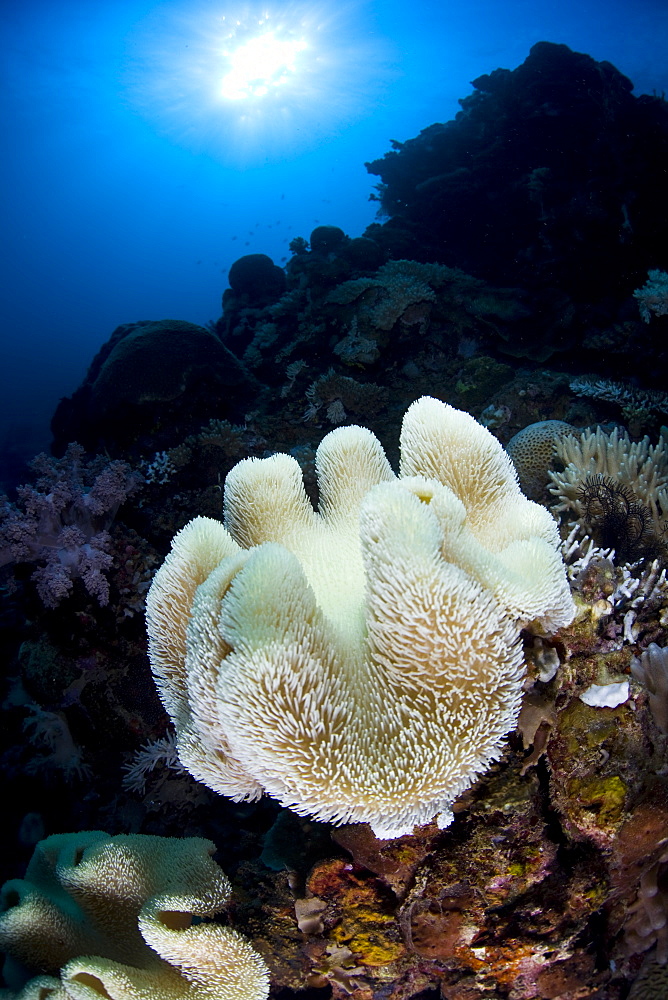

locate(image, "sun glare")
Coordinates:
220 26 308 100
124 1 393 164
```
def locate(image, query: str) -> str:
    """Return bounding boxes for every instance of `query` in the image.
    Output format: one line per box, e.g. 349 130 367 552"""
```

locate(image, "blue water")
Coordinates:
2 0 667 466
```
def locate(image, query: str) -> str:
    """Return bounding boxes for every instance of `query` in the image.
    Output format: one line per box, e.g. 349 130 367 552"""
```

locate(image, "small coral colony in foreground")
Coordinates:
2 41 668 1000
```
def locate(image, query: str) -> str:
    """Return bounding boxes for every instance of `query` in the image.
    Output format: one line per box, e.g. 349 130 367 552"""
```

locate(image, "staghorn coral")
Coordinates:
0 831 270 1000
146 397 574 838
559 516 668 653
570 375 668 423
0 444 140 607
634 269 668 323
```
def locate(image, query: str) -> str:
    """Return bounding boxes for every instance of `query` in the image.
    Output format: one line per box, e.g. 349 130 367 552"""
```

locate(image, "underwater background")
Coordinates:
2 0 668 998
1 0 667 478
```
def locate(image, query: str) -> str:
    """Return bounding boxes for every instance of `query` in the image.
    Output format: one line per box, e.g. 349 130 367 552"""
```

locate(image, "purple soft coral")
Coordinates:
0 443 141 607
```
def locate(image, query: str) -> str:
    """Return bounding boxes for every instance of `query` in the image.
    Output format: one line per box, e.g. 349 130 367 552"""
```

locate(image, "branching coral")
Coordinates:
0 831 270 1000
549 426 668 541
146 397 574 838
634 269 668 323
570 376 668 422
0 444 140 607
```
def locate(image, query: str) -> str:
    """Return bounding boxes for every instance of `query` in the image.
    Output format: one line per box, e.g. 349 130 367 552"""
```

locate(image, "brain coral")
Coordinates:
0 831 269 1000
146 397 574 838
506 420 575 499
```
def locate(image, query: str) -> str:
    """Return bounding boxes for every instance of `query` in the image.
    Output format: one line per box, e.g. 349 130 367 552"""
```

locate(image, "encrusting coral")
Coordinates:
0 831 270 1000
146 397 574 838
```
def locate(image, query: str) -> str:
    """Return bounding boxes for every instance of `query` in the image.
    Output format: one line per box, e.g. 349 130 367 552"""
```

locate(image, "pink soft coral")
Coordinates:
0 443 141 607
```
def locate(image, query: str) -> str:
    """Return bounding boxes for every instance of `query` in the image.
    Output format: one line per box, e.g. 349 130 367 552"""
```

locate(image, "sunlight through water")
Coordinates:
123 1 394 164
219 20 308 100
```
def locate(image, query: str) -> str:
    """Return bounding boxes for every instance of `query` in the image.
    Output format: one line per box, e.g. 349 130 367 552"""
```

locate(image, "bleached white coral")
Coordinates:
549 425 668 529
146 397 574 838
579 681 629 708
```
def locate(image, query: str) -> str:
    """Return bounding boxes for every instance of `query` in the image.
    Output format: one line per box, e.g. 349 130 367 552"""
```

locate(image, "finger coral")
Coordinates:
0 831 270 1000
146 397 574 838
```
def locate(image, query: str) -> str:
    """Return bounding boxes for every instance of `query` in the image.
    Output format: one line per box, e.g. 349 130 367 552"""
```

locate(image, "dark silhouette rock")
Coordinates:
309 225 347 254
51 320 260 456
227 253 286 304
365 41 668 367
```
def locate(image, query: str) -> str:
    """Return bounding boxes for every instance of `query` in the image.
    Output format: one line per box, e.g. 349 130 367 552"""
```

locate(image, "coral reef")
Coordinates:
365 41 668 367
570 376 668 435
506 419 575 499
227 254 286 305
549 426 668 543
576 475 661 562
3 39 668 1000
631 643 668 734
634 269 668 322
